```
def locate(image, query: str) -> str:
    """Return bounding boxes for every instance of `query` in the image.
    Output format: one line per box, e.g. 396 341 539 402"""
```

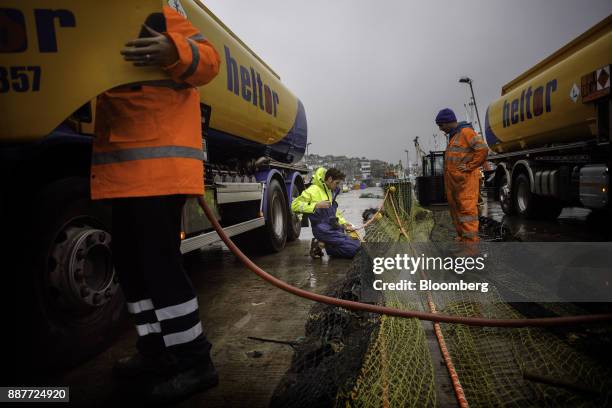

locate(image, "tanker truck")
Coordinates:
485 15 611 219
0 0 307 366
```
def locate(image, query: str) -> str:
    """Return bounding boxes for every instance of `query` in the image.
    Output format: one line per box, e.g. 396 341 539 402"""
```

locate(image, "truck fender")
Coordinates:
285 171 304 205
255 169 288 221
495 163 511 185
512 160 536 193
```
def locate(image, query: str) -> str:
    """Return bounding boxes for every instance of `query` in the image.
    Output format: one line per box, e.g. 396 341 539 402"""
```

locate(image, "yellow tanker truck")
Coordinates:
485 15 611 219
0 0 307 368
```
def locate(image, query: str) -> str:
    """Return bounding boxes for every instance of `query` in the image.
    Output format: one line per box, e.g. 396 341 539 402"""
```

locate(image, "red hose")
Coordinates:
200 201 612 328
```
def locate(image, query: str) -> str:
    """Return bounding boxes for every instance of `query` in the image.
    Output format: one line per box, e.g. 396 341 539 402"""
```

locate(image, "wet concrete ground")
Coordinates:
51 187 610 406
57 189 383 407
483 197 611 242
429 194 611 242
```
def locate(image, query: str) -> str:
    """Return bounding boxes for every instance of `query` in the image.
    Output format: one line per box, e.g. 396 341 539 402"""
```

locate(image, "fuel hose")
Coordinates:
199 200 612 328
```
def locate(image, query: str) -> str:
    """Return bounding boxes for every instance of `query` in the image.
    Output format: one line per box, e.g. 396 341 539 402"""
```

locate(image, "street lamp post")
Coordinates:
306 142 312 156
404 149 410 177
459 77 484 137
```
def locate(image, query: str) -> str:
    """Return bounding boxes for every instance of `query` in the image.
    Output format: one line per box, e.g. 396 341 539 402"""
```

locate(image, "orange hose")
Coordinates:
200 200 612 328
425 291 469 407
387 190 469 405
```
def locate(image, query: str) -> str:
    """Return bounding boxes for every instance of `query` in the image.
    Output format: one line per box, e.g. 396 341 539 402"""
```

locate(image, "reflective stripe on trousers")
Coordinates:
126 296 203 347
445 174 480 242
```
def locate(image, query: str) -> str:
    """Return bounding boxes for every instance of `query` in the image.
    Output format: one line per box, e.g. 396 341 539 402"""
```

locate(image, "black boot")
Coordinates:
146 357 219 405
113 352 177 379
113 353 155 379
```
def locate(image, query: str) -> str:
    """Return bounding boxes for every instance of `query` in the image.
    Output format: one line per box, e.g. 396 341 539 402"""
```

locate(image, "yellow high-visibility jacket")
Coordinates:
291 167 347 225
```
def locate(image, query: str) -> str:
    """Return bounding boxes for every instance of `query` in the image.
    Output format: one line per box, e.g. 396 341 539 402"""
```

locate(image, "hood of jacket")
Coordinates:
449 121 474 137
312 167 331 197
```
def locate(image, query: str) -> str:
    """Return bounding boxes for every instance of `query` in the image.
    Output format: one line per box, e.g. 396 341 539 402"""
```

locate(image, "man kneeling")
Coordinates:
292 167 360 259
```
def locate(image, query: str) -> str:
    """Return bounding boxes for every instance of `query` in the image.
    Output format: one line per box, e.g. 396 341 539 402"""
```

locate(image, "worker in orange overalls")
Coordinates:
90 1 220 403
435 108 488 242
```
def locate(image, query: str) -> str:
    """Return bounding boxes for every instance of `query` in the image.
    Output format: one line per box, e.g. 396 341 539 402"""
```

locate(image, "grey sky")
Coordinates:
204 0 611 165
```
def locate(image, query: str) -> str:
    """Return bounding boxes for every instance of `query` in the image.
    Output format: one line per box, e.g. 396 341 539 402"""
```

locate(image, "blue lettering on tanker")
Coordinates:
224 46 279 117
239 65 251 101
533 86 544 116
35 9 76 53
503 79 557 128
0 8 76 53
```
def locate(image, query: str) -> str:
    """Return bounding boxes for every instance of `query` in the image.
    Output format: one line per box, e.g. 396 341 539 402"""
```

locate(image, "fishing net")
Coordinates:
269 253 384 407
272 181 612 408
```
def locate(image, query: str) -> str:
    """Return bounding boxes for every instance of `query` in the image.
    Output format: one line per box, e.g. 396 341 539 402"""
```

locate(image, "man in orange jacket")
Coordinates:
435 108 488 242
91 1 220 402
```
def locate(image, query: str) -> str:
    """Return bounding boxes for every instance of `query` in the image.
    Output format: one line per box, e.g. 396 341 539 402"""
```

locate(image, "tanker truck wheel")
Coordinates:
498 172 515 215
513 173 538 218
19 177 125 371
257 179 288 252
513 173 562 220
286 179 304 242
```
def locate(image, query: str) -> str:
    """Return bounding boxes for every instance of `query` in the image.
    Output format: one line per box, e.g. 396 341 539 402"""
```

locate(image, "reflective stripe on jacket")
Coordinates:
91 4 220 199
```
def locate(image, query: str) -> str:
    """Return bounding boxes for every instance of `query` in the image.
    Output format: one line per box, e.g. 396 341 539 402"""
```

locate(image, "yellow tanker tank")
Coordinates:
485 15 612 153
0 0 307 164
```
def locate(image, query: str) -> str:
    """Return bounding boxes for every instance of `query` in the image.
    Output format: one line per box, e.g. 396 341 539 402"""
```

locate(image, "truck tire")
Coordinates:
19 177 125 371
257 179 288 252
499 172 516 215
513 173 539 218
286 180 303 242
513 173 563 220
537 197 563 220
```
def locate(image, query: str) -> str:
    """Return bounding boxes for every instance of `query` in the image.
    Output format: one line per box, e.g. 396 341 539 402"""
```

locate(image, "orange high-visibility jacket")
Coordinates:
444 124 488 174
91 3 220 200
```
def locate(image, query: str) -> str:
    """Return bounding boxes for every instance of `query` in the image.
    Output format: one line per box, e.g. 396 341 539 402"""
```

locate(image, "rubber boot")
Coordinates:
113 353 163 379
146 356 219 405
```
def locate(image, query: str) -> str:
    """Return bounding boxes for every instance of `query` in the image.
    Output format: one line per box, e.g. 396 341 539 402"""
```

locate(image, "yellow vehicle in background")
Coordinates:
485 15 611 219
0 0 307 369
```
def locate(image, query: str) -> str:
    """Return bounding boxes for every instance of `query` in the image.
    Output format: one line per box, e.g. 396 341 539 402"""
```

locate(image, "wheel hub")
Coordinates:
291 188 302 231
48 223 118 311
517 182 529 212
500 177 511 208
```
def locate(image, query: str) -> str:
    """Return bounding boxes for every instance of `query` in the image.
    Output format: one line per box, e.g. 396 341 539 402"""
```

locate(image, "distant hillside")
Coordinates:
304 154 400 181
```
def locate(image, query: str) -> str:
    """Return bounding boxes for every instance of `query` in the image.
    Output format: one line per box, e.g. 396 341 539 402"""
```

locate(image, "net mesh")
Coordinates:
272 181 612 408
339 301 435 408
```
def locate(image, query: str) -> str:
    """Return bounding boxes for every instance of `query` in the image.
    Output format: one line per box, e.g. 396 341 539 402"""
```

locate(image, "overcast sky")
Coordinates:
204 0 611 165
